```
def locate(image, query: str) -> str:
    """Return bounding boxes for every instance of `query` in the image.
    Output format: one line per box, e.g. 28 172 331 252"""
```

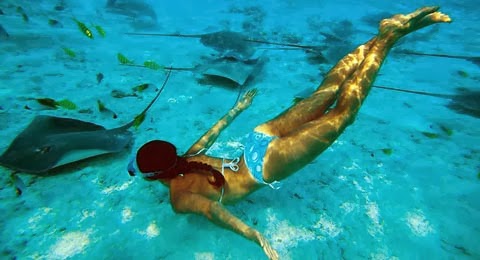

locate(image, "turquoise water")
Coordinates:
0 0 479 259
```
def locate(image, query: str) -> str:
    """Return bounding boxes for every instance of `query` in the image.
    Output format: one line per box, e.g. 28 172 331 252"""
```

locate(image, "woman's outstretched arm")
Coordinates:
185 89 257 155
170 189 279 259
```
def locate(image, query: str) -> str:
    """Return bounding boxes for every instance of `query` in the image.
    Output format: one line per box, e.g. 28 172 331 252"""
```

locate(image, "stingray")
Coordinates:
126 53 267 86
126 30 320 60
0 70 171 174
197 54 267 86
106 0 157 23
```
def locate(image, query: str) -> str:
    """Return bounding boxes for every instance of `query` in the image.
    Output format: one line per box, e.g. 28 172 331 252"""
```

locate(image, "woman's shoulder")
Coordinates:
170 171 221 199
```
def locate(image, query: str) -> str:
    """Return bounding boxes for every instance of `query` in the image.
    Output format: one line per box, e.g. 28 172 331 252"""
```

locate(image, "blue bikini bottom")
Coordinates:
243 131 281 189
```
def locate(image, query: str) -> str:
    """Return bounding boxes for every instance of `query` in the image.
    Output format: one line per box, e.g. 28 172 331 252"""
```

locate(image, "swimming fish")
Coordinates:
62 47 76 58
97 100 117 119
21 13 29 22
0 9 4 15
132 83 150 92
48 19 63 28
143 60 163 70
132 113 145 130
97 72 104 84
117 53 134 64
16 6 29 23
11 173 26 196
73 18 93 39
0 24 9 39
93 25 106 37
54 3 65 11
35 98 77 110
111 90 137 98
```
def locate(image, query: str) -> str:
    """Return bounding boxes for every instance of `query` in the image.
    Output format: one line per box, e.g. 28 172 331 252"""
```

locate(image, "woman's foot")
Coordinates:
378 6 451 39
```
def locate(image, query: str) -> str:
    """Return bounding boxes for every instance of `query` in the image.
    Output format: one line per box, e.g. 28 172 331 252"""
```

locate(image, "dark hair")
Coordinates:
136 140 225 188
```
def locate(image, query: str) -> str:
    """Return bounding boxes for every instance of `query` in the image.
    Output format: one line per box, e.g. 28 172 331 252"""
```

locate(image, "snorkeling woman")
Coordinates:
129 7 451 259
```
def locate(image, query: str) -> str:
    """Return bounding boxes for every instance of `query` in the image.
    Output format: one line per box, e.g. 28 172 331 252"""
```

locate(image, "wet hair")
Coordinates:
136 140 225 188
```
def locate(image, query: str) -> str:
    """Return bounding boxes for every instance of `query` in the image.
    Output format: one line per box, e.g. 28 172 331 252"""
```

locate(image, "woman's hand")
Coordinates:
255 231 279 260
236 88 258 110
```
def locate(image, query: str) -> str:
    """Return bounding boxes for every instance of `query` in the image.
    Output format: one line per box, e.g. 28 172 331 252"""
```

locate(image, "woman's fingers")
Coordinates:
257 234 279 260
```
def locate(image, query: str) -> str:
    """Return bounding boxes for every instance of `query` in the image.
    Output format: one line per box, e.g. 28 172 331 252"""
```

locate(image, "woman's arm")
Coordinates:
170 190 279 259
185 89 257 155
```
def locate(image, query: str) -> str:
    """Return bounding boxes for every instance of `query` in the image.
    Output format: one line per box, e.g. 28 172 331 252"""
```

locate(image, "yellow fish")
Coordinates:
117 53 134 64
73 18 93 39
132 113 145 130
132 83 150 92
143 60 163 70
62 47 76 58
93 25 106 37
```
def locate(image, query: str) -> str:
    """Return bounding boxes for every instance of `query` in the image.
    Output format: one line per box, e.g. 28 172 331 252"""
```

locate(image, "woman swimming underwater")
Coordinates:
129 7 451 259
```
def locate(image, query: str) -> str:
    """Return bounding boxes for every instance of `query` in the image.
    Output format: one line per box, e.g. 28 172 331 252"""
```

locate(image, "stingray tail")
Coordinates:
372 85 453 99
397 49 480 67
121 68 172 130
125 32 202 38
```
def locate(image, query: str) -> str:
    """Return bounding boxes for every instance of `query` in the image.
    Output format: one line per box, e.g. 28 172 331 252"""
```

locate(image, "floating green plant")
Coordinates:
439 125 453 136
421 131 439 139
117 53 133 65
381 148 393 155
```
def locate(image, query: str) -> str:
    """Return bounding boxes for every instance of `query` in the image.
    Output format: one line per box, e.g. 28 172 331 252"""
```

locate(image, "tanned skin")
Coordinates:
157 7 451 259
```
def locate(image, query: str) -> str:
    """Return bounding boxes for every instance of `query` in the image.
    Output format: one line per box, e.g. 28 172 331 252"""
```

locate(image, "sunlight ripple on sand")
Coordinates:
101 180 134 194
194 252 215 260
138 221 160 239
121 207 134 223
405 210 434 236
313 214 343 238
265 209 316 251
48 231 90 259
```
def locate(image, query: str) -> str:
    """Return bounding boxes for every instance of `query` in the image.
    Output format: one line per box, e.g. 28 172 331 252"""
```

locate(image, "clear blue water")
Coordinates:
0 0 479 259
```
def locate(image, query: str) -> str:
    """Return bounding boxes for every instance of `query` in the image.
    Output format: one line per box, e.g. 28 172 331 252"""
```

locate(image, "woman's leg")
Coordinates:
254 39 376 137
261 6 451 182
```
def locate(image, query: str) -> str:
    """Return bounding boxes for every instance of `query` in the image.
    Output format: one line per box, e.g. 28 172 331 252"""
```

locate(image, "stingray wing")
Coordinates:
200 54 267 85
0 116 132 174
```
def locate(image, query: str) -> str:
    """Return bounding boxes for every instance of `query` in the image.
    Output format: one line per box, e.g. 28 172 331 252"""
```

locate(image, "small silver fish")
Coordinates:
96 72 104 84
11 173 26 196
